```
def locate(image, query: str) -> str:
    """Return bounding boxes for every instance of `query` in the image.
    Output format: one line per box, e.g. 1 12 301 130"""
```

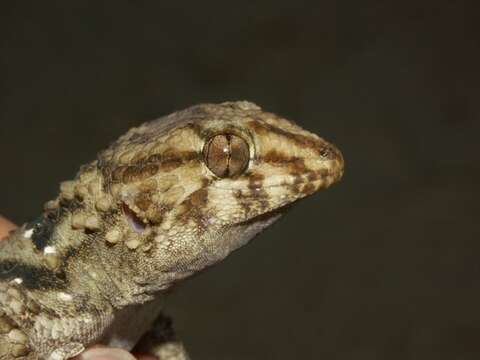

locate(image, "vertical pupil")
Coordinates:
225 135 232 176
224 135 231 157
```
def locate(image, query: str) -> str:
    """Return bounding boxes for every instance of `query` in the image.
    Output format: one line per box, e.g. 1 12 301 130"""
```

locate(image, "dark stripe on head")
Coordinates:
248 119 324 156
146 151 199 171
111 151 200 184
262 150 319 179
0 260 66 290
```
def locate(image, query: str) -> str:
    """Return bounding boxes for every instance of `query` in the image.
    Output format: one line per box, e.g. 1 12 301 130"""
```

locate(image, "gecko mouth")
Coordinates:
239 199 299 228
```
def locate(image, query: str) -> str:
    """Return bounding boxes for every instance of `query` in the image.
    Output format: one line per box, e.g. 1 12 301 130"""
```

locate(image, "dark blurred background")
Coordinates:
0 1 479 359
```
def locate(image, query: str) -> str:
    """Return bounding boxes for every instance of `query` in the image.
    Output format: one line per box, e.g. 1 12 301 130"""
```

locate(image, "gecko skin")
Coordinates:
0 101 344 359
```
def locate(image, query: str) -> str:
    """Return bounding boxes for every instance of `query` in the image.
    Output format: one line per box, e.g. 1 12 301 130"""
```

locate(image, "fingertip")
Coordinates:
77 348 137 360
0 215 17 239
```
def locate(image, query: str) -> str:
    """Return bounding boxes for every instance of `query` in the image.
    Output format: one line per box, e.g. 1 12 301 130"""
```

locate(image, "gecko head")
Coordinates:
97 101 343 287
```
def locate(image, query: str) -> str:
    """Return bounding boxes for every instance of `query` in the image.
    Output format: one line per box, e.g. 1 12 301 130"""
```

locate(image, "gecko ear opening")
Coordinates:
122 202 147 233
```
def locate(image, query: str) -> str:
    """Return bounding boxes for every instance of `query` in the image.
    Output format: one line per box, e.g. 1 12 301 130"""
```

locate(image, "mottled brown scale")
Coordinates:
122 164 159 183
248 172 265 190
301 183 316 195
147 154 163 163
289 183 302 195
263 149 288 164
156 152 199 172
252 188 271 212
139 179 157 192
189 189 209 208
235 190 252 216
145 207 164 225
307 172 319 182
112 166 127 182
159 158 184 172
0 316 13 334
156 175 177 193
135 192 153 212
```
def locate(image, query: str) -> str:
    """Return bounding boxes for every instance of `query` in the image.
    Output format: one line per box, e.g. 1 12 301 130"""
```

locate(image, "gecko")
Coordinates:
0 101 344 359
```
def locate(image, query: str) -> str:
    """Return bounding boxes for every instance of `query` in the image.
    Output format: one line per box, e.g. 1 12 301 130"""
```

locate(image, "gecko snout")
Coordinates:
319 141 344 179
287 138 344 196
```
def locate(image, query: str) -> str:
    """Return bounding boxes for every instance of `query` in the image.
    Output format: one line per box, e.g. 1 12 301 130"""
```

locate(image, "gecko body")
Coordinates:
0 101 344 359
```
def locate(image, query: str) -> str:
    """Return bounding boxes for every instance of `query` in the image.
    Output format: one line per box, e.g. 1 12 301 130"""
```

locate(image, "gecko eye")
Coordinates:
204 134 250 178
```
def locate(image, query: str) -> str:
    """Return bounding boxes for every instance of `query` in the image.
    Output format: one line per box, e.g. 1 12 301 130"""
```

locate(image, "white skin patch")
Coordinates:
57 292 73 302
43 246 57 255
24 228 34 239
12 278 23 285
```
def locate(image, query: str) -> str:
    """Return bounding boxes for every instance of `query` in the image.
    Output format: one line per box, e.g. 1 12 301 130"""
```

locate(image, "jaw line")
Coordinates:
236 200 297 227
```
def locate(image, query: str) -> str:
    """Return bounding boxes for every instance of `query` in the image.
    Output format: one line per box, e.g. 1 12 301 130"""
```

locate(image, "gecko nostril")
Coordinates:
319 144 336 159
319 143 343 163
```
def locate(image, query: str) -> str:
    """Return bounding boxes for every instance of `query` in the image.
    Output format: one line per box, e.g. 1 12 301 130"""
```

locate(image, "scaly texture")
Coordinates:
0 101 344 359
